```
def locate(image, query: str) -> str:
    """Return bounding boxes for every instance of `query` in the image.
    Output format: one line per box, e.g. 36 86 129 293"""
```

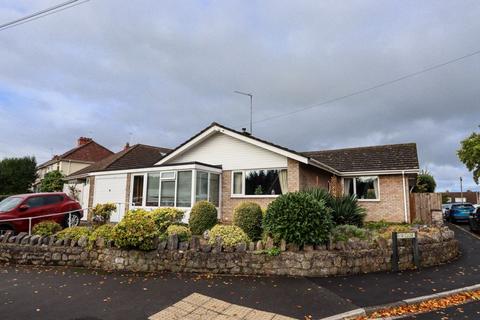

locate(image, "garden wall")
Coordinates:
0 229 459 277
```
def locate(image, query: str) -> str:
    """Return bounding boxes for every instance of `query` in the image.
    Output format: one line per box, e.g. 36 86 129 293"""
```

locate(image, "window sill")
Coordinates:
230 195 280 199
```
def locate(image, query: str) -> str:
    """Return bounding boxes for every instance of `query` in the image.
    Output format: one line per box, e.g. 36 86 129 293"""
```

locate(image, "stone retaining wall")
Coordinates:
0 228 459 277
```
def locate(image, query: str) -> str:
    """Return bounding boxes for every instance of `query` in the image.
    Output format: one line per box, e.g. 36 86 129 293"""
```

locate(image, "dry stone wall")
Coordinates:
0 228 459 277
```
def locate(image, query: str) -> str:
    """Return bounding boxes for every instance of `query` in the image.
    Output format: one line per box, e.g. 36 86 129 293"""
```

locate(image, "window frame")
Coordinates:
343 176 380 201
230 168 287 198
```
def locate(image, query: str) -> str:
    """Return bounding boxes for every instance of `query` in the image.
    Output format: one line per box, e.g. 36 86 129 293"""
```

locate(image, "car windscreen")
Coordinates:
0 197 23 212
452 204 475 210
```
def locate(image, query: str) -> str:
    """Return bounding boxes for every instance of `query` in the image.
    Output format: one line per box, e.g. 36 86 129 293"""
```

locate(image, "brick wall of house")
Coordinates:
357 174 407 222
287 158 300 192
298 162 331 190
221 171 276 223
87 176 95 220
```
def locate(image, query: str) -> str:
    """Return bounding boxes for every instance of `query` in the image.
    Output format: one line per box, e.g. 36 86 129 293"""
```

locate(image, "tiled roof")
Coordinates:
302 143 419 172
68 144 171 178
38 141 113 168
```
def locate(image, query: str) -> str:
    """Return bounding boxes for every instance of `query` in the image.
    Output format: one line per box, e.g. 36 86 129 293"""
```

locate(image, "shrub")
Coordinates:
146 208 184 233
208 225 250 247
304 188 333 206
55 226 91 241
166 225 192 242
233 202 263 241
113 210 159 251
263 192 333 246
90 203 117 225
189 201 218 235
32 220 62 237
328 195 366 227
304 188 366 227
331 225 369 242
88 224 115 247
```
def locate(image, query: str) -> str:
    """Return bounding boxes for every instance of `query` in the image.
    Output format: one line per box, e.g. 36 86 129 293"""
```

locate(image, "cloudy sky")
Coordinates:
0 0 479 192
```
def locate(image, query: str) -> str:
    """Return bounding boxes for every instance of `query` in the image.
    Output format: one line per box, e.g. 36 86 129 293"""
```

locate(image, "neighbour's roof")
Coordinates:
38 140 113 168
68 144 171 178
302 143 419 172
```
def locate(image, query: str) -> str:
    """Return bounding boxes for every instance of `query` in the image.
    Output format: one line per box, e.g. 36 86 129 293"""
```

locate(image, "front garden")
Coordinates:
30 188 452 255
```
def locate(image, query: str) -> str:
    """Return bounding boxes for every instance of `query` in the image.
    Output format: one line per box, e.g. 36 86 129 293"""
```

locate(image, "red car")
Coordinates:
0 192 83 235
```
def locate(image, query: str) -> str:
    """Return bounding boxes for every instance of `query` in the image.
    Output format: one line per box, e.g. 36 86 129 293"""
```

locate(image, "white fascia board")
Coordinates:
340 169 419 176
89 163 223 176
156 125 310 166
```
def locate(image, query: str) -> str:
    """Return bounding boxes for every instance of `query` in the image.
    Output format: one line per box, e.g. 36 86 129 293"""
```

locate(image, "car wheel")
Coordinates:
0 225 14 236
63 213 81 228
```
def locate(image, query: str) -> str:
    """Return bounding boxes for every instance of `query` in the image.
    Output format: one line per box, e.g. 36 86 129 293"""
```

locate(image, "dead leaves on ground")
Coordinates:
354 290 480 319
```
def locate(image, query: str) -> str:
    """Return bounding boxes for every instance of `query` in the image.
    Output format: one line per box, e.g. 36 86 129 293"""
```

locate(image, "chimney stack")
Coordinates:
124 142 130 151
77 137 92 146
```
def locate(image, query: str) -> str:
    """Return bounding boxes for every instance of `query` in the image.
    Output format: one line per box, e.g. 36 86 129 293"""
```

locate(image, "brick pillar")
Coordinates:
287 158 300 192
124 173 131 214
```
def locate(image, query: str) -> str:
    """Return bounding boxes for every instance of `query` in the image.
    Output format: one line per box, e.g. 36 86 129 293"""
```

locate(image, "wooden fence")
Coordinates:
409 193 442 224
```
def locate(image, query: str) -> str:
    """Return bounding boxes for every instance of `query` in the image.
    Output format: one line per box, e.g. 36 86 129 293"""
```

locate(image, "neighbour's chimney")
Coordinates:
77 137 92 146
124 142 130 151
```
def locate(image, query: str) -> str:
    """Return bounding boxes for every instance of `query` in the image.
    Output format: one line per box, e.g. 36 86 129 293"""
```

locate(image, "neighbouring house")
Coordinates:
65 123 419 223
441 191 480 204
35 137 113 192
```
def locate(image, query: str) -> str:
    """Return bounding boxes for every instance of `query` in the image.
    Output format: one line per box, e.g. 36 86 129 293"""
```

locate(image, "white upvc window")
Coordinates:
231 168 287 197
343 176 380 201
130 169 220 208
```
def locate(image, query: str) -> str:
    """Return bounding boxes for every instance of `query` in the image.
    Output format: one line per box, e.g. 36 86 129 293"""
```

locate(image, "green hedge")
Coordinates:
32 220 62 237
208 225 250 247
113 210 159 251
233 202 263 241
264 192 333 246
189 201 218 235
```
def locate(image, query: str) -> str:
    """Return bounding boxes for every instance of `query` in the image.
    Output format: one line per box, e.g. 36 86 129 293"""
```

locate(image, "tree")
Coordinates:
40 170 65 192
458 129 480 184
0 157 37 195
413 169 436 193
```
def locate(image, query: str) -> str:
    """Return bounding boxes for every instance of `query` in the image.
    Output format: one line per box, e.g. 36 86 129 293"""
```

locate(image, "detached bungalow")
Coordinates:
66 123 419 223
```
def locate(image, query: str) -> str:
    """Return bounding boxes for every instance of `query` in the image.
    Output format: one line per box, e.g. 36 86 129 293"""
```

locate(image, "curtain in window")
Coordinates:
132 175 144 206
374 177 379 199
160 180 175 206
279 169 288 194
344 178 352 196
233 172 242 194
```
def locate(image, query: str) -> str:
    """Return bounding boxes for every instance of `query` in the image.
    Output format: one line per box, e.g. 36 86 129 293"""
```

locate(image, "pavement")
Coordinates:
0 222 478 320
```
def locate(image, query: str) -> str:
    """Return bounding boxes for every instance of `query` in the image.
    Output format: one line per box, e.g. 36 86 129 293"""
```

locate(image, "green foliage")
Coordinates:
328 195 366 227
458 130 480 184
55 226 91 241
88 224 115 247
364 220 391 231
145 208 184 233
304 188 366 227
166 225 192 242
208 225 250 247
331 225 368 242
189 201 218 235
113 210 159 251
413 169 437 193
40 170 65 192
263 192 333 246
90 203 117 225
233 202 263 241
263 247 281 256
32 220 62 237
0 156 37 194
